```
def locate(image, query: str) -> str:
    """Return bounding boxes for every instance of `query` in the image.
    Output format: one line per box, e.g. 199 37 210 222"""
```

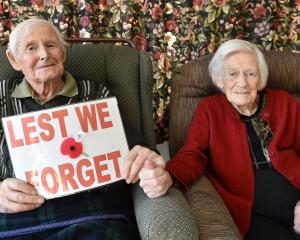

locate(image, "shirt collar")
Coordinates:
12 71 78 101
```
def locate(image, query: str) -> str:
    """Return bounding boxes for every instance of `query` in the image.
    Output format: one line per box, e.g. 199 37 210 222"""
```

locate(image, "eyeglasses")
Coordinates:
224 69 258 81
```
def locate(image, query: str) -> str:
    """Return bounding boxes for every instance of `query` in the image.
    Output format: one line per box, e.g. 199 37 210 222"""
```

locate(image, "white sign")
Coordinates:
2 97 129 199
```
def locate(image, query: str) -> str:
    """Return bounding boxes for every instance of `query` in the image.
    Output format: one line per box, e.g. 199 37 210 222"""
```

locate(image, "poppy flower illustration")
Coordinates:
60 137 84 159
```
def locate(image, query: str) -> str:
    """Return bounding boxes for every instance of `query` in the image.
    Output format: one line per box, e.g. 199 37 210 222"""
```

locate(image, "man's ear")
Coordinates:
6 50 22 71
63 51 67 64
61 47 67 64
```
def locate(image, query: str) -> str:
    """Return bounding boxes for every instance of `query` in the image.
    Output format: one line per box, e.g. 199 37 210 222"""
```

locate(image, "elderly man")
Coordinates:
0 18 172 239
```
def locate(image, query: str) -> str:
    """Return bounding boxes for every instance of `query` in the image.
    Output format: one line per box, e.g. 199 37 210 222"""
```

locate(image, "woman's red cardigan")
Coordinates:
166 88 300 237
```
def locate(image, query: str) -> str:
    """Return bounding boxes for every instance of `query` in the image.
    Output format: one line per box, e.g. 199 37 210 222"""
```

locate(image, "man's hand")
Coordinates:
0 178 45 213
139 160 173 198
294 200 300 234
123 145 165 184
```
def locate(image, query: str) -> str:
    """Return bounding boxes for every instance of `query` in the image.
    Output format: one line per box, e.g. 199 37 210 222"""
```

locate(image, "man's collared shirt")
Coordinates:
11 71 78 105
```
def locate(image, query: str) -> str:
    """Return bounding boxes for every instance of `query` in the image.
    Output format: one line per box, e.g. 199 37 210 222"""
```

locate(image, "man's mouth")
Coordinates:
38 64 55 69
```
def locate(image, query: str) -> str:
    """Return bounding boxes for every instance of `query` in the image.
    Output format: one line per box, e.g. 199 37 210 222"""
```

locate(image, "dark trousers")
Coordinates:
246 168 300 240
10 219 140 240
245 215 299 240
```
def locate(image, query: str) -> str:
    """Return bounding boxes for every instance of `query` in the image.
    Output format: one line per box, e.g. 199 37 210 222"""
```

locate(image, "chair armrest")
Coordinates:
185 176 242 240
131 183 198 240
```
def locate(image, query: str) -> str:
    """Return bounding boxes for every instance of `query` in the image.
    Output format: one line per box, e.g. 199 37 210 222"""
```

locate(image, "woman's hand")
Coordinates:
139 160 173 198
0 178 45 213
294 200 300 234
123 145 165 184
122 145 172 198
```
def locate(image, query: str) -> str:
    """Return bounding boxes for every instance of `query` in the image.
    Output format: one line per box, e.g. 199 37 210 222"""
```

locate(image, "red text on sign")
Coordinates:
25 150 122 196
6 109 68 148
75 102 113 132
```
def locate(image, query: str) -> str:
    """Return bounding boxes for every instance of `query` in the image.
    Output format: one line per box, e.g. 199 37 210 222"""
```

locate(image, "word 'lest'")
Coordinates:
6 102 113 148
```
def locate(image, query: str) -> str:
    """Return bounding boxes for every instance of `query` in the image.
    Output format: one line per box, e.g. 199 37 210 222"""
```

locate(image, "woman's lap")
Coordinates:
245 215 298 240
10 219 140 240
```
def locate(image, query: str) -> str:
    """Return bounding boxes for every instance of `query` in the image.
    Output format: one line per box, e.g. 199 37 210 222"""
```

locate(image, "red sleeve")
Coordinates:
166 101 210 190
294 97 300 156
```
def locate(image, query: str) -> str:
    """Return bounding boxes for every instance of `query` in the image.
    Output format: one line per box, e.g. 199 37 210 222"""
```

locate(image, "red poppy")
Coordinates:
60 137 83 159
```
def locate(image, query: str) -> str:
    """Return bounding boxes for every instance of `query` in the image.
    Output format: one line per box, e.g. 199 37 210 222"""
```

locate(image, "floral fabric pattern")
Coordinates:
252 116 274 164
0 0 299 142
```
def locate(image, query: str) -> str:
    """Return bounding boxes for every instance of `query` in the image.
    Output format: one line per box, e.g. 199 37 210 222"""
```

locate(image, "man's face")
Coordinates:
9 24 66 86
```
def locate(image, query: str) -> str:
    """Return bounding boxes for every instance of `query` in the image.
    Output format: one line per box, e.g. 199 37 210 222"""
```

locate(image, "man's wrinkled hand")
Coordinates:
0 178 45 213
123 145 165 184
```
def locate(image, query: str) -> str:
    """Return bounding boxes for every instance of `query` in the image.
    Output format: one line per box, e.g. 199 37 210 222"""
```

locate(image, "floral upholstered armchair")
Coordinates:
169 50 300 239
0 39 198 240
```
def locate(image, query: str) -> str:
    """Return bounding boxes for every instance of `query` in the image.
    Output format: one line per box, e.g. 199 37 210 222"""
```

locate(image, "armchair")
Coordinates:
0 40 198 240
169 50 300 239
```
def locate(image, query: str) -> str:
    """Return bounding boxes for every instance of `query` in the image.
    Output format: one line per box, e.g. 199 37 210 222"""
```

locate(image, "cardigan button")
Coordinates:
269 151 274 156
289 175 295 181
263 112 270 118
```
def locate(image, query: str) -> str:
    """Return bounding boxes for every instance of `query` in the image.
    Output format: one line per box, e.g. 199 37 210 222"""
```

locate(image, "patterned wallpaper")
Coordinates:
0 0 299 142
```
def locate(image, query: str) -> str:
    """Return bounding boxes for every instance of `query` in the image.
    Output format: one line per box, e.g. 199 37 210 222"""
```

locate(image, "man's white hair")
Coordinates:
8 18 68 56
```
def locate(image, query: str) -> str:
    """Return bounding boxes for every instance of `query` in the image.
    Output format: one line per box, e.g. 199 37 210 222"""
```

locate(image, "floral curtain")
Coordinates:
0 0 299 143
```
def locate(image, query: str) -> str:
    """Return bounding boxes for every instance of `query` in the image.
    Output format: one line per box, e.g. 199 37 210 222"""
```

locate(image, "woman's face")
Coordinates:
8 23 66 86
216 51 260 115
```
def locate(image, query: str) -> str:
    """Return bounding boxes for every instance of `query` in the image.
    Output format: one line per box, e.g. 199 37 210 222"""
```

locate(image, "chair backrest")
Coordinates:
169 51 300 157
0 42 156 148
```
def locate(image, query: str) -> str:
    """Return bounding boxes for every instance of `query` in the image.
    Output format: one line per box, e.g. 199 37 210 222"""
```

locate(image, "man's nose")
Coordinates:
39 47 49 60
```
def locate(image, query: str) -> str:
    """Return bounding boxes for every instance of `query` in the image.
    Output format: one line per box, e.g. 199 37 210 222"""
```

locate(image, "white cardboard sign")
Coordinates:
2 97 129 199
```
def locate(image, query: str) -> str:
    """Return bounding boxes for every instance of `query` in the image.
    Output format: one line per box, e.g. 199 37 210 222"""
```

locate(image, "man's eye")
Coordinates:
48 43 57 48
229 72 238 77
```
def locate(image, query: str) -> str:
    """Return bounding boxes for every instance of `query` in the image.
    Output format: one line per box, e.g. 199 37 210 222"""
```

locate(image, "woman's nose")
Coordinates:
236 73 247 86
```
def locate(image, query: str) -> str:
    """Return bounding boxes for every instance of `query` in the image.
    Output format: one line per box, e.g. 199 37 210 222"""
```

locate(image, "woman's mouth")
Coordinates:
235 92 250 95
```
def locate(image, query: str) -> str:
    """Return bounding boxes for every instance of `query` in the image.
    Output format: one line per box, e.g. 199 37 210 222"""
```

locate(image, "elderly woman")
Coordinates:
165 39 300 239
0 18 171 239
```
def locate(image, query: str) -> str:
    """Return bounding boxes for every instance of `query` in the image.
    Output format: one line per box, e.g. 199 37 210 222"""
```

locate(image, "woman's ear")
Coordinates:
216 79 224 89
6 50 22 71
213 73 224 90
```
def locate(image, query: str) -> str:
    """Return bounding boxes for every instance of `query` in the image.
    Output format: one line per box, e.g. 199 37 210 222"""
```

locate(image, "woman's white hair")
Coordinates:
208 39 268 91
8 18 68 56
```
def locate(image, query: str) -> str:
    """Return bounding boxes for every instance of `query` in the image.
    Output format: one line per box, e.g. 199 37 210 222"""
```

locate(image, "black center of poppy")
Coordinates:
70 145 76 151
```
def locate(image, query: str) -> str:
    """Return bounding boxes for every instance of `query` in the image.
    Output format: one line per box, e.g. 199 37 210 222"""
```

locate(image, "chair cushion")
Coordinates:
185 176 242 240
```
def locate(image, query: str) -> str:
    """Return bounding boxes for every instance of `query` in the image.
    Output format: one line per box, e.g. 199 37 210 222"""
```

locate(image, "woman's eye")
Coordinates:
247 72 257 78
27 46 36 52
